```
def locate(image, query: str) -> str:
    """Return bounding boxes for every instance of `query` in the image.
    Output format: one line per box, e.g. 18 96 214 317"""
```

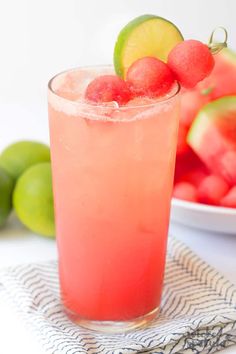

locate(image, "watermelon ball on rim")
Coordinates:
168 40 215 88
126 57 175 98
85 75 131 105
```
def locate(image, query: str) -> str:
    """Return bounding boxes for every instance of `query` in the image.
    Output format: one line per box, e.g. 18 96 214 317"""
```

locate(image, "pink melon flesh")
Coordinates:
198 48 236 100
174 149 208 185
176 123 190 156
182 168 208 187
198 175 229 206
220 150 236 185
220 186 236 208
180 88 210 128
173 182 198 202
187 96 236 186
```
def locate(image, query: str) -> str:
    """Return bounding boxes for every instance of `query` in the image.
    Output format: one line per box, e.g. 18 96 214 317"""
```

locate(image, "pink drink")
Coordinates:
48 67 180 331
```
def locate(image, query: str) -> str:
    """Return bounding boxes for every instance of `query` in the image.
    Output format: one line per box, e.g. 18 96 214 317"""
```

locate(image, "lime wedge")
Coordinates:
114 14 183 78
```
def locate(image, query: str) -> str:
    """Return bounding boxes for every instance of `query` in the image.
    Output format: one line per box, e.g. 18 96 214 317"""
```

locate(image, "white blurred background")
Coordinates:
0 0 236 148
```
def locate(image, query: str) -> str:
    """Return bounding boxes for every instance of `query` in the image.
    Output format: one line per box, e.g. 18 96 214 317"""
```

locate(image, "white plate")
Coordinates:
171 198 236 234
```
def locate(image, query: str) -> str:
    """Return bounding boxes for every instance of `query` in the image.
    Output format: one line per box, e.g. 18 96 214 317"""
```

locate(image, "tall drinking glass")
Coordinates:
48 66 180 332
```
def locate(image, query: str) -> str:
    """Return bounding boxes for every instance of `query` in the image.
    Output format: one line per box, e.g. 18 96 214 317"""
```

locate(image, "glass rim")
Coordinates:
48 65 180 111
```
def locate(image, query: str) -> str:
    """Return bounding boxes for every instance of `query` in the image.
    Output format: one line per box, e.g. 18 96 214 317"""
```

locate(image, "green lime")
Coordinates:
114 14 183 78
0 141 50 180
0 167 14 227
13 162 55 237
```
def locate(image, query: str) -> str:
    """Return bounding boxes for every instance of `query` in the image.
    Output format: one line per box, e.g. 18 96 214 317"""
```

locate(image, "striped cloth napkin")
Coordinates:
0 236 236 354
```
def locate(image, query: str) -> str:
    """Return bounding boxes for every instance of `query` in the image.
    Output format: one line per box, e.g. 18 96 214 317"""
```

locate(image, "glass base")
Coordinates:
65 306 159 333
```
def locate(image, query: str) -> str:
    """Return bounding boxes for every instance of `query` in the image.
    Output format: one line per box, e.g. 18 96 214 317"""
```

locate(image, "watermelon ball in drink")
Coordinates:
48 14 223 332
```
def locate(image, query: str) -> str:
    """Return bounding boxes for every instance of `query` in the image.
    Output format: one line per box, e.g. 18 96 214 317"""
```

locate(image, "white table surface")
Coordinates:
0 216 235 354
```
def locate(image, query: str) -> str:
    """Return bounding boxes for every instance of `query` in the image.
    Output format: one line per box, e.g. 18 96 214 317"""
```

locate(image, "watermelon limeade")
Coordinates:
48 67 179 330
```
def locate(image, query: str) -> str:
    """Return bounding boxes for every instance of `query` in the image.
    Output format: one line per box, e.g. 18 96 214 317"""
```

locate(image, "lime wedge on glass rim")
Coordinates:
114 14 184 78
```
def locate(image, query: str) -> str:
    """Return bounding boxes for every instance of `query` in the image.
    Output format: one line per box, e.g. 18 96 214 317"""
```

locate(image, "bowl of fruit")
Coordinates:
171 47 236 234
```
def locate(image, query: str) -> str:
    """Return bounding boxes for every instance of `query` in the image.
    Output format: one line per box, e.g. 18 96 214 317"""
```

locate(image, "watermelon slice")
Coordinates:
198 48 236 100
187 96 236 186
220 150 236 185
180 48 236 128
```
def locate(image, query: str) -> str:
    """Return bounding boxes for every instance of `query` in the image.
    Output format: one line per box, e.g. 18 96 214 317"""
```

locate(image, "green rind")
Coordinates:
113 14 183 78
187 95 236 148
220 47 236 65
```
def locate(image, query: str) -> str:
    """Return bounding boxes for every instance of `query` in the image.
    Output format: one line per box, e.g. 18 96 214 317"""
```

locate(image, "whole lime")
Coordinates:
0 167 14 227
13 162 55 237
0 141 50 180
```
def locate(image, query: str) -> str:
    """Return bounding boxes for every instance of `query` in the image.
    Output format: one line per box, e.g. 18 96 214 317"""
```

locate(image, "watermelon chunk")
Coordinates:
173 182 198 202
220 186 236 208
176 123 190 156
180 88 210 128
187 96 236 186
182 168 208 187
198 175 229 206
198 48 236 100
174 149 208 184
220 150 236 185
